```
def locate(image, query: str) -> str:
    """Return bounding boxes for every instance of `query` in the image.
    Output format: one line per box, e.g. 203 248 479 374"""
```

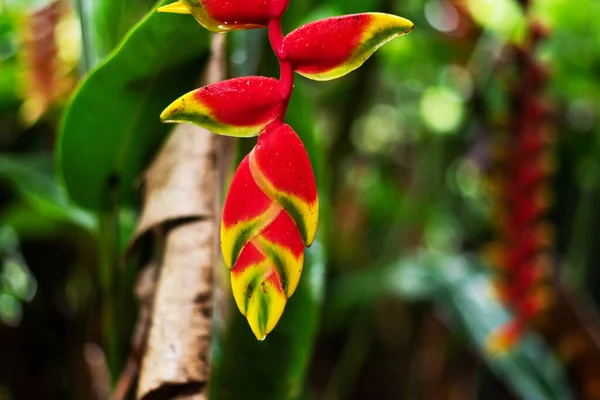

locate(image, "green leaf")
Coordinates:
93 0 157 59
58 0 211 210
0 153 96 232
211 240 326 400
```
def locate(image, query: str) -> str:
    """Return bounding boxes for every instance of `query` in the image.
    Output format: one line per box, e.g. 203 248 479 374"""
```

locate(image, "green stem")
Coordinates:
323 310 372 400
98 206 121 381
73 0 99 72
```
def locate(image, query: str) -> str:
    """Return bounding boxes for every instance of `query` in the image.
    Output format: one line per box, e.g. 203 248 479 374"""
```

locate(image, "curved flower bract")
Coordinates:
158 0 289 32
284 13 414 81
160 77 283 137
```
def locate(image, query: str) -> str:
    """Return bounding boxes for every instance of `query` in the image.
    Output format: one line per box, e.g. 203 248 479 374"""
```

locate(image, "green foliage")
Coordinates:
58 0 211 210
328 251 574 400
0 154 96 233
0 15 20 114
1 0 53 13
0 226 37 327
93 0 157 60
431 254 573 400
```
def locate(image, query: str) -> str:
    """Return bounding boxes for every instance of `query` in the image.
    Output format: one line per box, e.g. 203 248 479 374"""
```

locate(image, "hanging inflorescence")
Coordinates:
485 0 554 352
158 0 414 340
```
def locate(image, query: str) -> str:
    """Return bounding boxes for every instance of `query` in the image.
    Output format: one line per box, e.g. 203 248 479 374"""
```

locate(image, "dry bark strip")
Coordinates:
133 34 226 400
111 264 157 400
137 222 214 400
131 120 217 239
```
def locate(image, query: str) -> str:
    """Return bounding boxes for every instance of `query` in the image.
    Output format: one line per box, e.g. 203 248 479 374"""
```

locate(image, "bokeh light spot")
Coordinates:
419 86 464 134
425 0 460 33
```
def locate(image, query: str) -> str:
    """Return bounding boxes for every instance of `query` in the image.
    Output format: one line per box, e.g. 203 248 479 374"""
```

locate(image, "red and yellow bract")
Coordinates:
158 0 289 32
159 0 413 339
161 77 283 137
285 13 414 81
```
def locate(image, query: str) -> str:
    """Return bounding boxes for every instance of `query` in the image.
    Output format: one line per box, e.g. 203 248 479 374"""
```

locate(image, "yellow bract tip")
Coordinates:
160 91 199 123
157 1 191 15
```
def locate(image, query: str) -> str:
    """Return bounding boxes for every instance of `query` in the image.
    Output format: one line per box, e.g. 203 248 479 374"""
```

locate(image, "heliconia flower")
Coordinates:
157 0 289 32
221 123 317 339
512 154 553 194
158 0 415 339
485 23 553 352
485 224 552 272
284 13 414 81
516 128 552 157
160 77 284 137
512 189 549 230
493 255 549 303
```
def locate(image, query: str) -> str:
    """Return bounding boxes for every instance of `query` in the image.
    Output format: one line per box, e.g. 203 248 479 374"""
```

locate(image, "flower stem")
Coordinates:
268 17 294 117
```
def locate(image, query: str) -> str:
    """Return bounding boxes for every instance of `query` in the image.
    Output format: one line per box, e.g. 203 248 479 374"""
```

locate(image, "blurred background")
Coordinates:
1 0 600 399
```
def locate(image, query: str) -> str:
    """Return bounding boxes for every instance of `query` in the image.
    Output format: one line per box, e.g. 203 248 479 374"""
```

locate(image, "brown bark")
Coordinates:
131 34 226 400
137 222 214 400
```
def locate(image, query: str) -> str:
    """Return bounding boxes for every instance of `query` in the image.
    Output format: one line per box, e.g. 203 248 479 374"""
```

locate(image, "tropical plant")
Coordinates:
1 0 600 399
157 0 413 340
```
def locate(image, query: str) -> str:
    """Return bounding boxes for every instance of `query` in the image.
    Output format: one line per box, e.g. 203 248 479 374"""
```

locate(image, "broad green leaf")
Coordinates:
93 0 157 59
76 0 155 69
58 0 211 210
211 240 326 400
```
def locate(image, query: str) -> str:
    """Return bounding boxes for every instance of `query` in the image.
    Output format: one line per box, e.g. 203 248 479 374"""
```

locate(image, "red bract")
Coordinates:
284 13 414 81
251 123 319 246
159 2 414 339
158 0 290 32
161 77 283 137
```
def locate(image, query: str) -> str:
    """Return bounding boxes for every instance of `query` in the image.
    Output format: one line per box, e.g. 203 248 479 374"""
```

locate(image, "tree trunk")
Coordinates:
132 34 226 400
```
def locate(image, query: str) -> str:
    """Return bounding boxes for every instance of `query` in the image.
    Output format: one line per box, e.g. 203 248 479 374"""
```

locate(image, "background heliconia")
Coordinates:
159 0 414 338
